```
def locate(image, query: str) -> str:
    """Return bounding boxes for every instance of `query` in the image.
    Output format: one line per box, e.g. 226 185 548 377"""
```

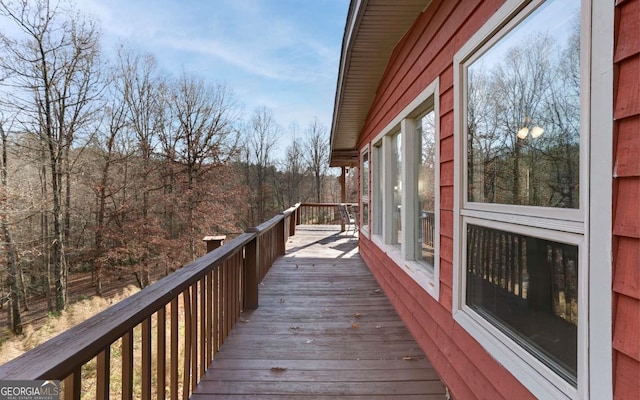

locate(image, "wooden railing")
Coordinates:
420 210 435 249
297 202 359 233
0 204 301 399
297 202 341 225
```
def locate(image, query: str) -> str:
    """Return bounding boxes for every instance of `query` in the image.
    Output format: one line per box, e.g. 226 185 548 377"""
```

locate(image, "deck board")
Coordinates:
193 226 446 399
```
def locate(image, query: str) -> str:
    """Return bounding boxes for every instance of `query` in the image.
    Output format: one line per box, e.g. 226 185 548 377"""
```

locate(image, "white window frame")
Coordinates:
360 146 370 237
370 77 440 300
452 0 613 399
371 142 383 237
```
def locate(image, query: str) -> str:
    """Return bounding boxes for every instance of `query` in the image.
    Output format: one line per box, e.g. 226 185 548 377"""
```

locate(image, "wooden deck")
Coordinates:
192 225 446 399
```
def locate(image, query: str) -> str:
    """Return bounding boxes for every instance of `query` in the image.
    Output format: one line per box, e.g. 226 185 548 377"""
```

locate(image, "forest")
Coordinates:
0 0 355 336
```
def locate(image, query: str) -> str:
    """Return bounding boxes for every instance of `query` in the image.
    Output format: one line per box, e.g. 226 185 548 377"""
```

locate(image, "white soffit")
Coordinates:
330 0 430 167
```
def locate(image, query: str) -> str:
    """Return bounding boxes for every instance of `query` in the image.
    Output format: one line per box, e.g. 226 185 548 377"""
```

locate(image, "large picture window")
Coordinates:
453 0 596 398
466 1 581 210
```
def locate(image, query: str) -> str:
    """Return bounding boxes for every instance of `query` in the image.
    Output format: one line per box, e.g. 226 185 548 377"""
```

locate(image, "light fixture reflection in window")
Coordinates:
531 126 544 138
517 127 530 139
516 125 544 139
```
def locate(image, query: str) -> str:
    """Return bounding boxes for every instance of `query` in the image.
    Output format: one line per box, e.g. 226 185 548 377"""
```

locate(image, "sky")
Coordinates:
75 0 350 154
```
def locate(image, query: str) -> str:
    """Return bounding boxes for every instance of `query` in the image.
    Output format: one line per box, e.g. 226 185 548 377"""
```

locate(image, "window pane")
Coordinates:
417 111 436 264
466 224 578 385
466 0 581 208
391 132 402 247
372 143 382 235
362 151 369 196
362 202 369 229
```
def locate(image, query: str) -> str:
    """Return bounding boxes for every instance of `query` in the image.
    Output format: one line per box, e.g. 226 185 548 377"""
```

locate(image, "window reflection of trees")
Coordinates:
418 111 436 264
467 18 580 209
419 112 436 212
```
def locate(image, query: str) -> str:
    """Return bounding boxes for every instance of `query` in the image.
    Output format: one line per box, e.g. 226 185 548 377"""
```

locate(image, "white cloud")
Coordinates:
78 0 339 83
72 0 347 148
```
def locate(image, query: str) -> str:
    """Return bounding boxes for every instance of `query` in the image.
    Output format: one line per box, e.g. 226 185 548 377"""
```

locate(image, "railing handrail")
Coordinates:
301 202 355 207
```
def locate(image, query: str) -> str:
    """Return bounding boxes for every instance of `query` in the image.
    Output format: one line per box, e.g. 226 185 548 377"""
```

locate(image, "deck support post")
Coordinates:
203 235 226 253
244 234 259 310
340 167 346 232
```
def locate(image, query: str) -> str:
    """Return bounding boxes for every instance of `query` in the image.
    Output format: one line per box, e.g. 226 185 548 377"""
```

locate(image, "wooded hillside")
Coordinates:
0 0 357 335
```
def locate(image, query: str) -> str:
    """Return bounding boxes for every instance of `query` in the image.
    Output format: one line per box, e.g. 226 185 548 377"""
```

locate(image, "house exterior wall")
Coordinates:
612 0 640 398
357 1 536 398
354 0 634 398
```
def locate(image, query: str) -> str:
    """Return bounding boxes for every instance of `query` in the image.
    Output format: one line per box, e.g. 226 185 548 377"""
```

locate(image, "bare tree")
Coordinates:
115 47 169 287
242 107 280 225
275 123 308 209
0 0 102 310
89 63 131 296
0 119 21 333
164 73 240 259
304 118 329 202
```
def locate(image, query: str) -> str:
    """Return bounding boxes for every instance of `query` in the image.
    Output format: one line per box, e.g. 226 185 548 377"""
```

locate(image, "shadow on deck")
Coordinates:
193 225 447 399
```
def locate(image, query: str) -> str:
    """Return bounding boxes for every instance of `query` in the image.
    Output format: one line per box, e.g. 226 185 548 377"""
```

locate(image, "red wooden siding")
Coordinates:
613 0 640 399
356 1 539 398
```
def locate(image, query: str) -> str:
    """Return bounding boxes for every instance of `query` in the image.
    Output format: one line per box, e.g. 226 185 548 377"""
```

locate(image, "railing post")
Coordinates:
244 231 259 310
289 210 296 236
278 217 286 256
203 235 226 253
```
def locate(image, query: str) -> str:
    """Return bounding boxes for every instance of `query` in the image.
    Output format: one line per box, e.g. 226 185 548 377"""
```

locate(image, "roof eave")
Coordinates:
329 0 431 168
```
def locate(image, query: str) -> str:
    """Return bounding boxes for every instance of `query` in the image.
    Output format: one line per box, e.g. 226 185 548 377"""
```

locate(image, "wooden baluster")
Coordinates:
191 284 198 392
157 307 166 400
96 348 110 400
214 268 220 354
122 330 134 400
63 368 81 400
170 298 178 400
182 289 192 400
206 271 213 364
200 277 206 376
221 262 228 342
142 317 152 400
225 262 232 340
233 255 239 321
239 252 245 311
